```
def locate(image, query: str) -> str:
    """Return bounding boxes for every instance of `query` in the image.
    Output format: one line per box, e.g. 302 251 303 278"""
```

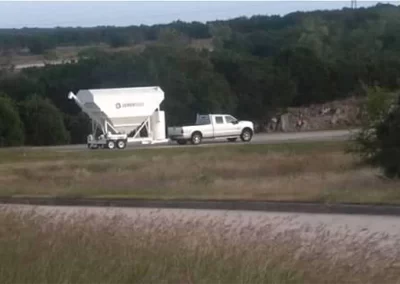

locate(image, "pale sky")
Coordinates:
0 1 398 29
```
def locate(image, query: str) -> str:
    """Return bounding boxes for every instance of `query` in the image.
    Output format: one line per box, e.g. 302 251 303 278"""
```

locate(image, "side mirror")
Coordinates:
232 120 238 125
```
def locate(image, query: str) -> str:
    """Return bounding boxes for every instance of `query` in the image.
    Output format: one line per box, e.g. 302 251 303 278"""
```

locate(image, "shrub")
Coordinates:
372 103 400 178
0 94 24 147
351 85 400 177
19 95 70 146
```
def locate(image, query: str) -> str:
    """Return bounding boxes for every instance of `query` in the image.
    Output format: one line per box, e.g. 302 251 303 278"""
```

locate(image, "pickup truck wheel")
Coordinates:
227 138 237 142
177 139 187 145
191 132 202 145
240 128 253 142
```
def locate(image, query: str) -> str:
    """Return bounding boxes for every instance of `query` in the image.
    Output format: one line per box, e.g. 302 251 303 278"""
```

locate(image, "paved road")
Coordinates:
12 59 75 70
5 204 400 241
19 129 358 152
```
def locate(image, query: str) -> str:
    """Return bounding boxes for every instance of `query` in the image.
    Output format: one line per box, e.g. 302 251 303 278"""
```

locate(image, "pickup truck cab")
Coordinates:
168 114 254 145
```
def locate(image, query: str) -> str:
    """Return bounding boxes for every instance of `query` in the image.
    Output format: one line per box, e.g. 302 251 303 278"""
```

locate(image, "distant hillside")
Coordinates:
1 3 399 55
1 3 400 146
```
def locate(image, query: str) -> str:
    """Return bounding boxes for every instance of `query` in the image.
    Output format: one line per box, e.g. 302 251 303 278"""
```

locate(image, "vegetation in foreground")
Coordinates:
351 86 400 178
0 206 398 284
1 141 400 204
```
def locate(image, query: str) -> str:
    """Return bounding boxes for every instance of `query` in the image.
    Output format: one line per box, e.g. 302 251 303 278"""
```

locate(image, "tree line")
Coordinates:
1 3 399 54
1 3 400 147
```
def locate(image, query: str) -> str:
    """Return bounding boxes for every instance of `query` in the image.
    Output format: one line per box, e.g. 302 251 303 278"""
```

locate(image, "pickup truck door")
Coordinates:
224 115 241 136
212 115 240 137
212 115 229 137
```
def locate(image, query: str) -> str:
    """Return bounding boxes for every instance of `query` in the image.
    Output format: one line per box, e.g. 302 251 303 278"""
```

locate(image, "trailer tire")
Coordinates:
106 140 116 149
88 144 98 150
117 139 127 149
240 128 253 142
177 139 187 145
191 132 202 145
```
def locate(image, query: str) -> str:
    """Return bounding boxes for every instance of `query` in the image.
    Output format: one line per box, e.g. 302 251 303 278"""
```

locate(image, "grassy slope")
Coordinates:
1 141 399 204
1 141 400 283
0 206 398 284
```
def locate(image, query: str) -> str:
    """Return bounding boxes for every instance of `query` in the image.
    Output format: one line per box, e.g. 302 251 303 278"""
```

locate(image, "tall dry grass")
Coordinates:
1 142 400 203
0 206 398 284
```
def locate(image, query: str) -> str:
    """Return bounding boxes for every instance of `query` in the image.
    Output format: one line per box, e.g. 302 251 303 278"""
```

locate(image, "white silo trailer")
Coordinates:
67 86 169 149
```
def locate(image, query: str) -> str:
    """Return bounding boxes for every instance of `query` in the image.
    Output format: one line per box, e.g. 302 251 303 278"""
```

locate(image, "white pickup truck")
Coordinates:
167 114 254 145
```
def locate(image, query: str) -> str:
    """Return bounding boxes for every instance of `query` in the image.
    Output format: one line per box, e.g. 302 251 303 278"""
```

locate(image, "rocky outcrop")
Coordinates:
259 97 364 133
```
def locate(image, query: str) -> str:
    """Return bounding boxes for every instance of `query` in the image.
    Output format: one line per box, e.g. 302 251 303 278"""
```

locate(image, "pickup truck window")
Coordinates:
196 115 211 125
215 116 224 124
225 115 236 124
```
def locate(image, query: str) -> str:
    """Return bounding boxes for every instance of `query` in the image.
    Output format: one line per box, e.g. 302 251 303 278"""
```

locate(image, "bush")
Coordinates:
64 112 91 144
351 85 400 177
19 95 70 146
373 103 400 178
0 94 24 147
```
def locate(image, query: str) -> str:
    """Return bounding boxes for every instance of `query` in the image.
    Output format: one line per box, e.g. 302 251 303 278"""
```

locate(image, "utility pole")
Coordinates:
351 0 357 9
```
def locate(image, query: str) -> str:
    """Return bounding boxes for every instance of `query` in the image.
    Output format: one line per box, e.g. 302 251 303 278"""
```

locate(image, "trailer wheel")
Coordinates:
88 144 98 150
117 139 127 149
107 140 116 149
191 132 202 145
240 128 253 142
177 139 187 145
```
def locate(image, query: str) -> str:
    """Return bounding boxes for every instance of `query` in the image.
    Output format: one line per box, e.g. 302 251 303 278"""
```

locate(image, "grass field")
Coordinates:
2 141 400 283
1 141 400 204
0 206 399 284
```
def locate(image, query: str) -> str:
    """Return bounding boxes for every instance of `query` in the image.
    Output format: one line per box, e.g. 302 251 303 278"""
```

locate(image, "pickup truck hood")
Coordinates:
237 120 254 126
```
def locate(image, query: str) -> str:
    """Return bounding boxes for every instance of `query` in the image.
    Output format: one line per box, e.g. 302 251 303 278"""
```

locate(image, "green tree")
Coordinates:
108 33 130 48
297 16 330 58
0 94 24 147
351 85 400 177
26 36 55 55
158 27 190 46
19 95 70 146
209 23 232 50
64 112 91 144
372 101 400 178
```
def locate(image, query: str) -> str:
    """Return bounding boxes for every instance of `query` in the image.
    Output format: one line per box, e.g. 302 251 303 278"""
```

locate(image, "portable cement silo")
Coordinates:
68 86 168 149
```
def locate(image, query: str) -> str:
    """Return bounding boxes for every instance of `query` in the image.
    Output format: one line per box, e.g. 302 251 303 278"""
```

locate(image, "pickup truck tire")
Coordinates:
191 132 202 145
240 128 253 142
177 139 188 145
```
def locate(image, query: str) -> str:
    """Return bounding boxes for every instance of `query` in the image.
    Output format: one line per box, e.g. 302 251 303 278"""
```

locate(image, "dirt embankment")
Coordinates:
257 97 365 133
